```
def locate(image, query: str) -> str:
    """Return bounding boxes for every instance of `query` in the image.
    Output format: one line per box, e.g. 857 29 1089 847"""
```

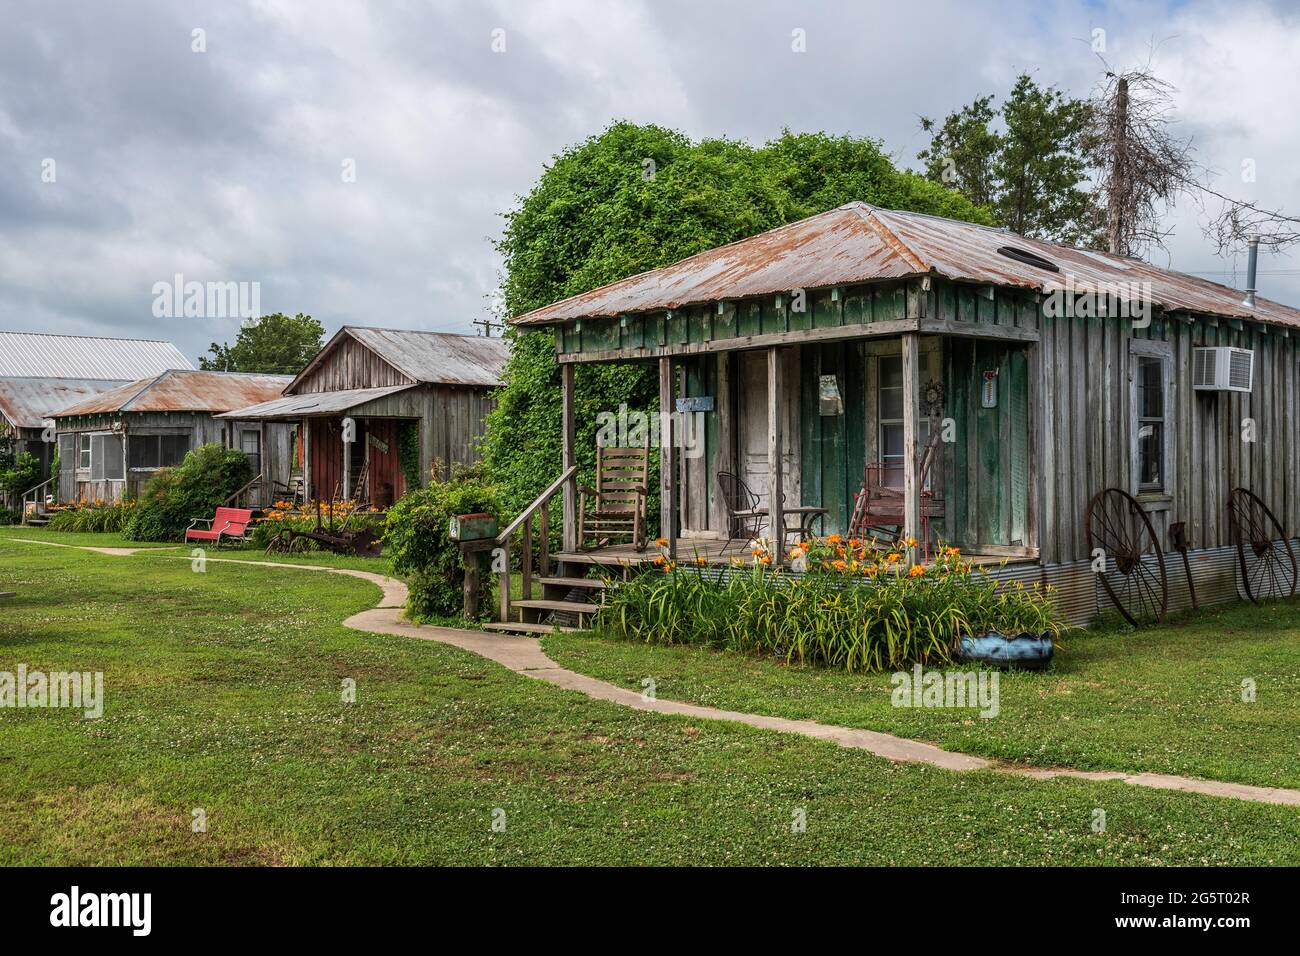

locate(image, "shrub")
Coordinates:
384 463 499 620
0 448 39 499
123 444 252 541
600 546 1065 673
46 500 136 533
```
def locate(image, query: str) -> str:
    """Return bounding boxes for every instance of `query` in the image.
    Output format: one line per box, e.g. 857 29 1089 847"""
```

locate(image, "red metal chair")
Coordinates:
185 507 254 546
848 433 944 559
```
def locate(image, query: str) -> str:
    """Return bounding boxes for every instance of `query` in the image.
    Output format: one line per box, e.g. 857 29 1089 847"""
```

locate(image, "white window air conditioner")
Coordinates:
1192 347 1254 393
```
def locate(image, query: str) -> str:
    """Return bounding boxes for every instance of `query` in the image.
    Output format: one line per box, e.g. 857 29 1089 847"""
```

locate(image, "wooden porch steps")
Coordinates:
513 598 601 615
483 621 579 636
536 576 609 590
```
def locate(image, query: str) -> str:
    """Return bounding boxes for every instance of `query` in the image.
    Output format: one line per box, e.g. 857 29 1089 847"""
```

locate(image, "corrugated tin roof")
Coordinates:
0 331 193 378
0 377 126 429
294 327 509 389
215 384 418 420
512 201 1300 329
52 370 292 417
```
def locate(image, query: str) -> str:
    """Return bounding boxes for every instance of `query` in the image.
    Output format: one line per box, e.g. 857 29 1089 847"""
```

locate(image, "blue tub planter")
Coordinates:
959 632 1054 670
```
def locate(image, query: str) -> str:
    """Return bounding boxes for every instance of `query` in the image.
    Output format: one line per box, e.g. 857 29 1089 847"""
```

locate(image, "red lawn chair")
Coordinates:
185 507 254 546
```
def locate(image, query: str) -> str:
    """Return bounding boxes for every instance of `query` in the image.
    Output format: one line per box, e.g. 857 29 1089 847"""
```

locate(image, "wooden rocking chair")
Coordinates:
578 445 650 551
849 432 945 559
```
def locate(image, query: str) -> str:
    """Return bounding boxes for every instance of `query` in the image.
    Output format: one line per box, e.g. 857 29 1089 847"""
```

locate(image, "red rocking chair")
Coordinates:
848 433 944 560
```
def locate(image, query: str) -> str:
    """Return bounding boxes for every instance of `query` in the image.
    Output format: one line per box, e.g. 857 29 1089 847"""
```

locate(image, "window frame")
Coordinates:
870 345 937 491
79 433 92 471
239 429 262 476
1129 339 1174 498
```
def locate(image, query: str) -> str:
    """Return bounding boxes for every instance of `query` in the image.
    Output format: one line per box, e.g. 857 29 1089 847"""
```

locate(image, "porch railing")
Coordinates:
224 472 265 509
19 477 55 524
495 465 577 622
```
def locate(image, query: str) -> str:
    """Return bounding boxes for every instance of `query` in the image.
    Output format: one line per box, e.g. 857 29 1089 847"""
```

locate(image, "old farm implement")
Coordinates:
1227 486 1297 603
1085 488 1168 626
263 498 383 557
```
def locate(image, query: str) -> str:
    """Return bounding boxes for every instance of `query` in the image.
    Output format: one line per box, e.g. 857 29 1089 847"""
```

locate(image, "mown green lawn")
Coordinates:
545 597 1300 792
2 536 1298 865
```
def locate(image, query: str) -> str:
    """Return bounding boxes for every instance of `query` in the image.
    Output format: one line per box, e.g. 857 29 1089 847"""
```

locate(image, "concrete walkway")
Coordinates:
9 537 1300 806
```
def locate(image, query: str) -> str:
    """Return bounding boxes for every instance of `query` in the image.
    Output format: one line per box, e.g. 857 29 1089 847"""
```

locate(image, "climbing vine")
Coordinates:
397 421 422 489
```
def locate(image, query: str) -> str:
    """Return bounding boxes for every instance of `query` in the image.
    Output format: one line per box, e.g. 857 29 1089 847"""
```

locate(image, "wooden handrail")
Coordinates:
224 472 265 507
496 465 577 543
495 464 577 623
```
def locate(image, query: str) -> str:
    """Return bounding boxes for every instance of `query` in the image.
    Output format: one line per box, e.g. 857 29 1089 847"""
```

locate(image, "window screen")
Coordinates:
58 434 75 474
128 434 190 469
102 434 124 480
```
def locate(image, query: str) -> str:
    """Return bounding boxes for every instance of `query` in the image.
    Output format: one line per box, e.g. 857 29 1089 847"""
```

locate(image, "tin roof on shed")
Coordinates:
0 377 125 429
215 384 418 420
512 201 1300 329
287 327 510 392
0 331 192 378
52 370 292 417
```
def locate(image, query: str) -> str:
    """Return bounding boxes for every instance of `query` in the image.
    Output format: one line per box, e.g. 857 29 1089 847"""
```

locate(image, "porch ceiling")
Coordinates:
215 384 418 420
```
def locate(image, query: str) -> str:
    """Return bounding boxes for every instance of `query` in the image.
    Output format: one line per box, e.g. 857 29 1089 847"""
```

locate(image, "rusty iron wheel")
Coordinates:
1085 488 1168 626
1227 487 1297 604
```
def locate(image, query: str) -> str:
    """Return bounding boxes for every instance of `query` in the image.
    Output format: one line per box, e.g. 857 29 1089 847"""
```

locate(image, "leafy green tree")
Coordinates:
920 75 1103 246
199 313 325 375
482 122 991 522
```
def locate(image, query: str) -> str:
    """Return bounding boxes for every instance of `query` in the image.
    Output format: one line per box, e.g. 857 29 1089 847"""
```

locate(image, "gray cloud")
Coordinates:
1 0 1298 365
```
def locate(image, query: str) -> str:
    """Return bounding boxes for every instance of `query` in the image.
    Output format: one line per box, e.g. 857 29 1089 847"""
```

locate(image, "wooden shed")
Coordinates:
219 327 509 506
51 370 293 504
0 331 192 504
503 201 1300 626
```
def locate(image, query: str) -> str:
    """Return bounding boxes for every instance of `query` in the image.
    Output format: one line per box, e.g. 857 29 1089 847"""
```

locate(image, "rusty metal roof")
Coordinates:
512 201 1300 329
0 377 125 429
215 384 418 420
0 331 192 378
287 327 510 392
52 370 292 417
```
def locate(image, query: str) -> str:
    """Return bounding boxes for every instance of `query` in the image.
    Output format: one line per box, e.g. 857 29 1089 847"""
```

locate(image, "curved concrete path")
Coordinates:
9 537 1300 806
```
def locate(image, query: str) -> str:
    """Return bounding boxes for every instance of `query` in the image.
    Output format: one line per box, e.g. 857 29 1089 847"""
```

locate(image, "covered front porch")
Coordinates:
216 387 419 509
554 325 1040 569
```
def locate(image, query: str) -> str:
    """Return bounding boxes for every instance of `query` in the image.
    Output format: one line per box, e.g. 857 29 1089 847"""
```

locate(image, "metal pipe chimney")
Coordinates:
1243 237 1259 308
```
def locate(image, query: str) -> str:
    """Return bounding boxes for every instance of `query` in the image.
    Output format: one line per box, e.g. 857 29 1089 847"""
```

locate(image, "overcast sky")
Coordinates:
2 0 1299 366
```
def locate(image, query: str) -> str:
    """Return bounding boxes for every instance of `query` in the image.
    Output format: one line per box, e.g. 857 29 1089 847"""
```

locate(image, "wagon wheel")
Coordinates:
1227 487 1297 603
1085 488 1168 626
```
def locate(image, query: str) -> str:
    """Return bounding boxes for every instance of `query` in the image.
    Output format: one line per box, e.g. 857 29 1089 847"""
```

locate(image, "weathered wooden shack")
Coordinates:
501 202 1300 627
52 370 293 504
219 327 508 505
0 331 192 502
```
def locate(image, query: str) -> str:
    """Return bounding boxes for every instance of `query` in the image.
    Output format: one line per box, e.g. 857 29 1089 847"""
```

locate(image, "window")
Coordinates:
1130 342 1172 495
877 355 930 489
79 434 91 470
240 430 261 476
88 434 123 481
128 433 189 469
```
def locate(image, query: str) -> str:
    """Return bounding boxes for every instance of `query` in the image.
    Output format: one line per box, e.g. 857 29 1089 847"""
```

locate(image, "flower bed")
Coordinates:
603 540 1065 673
45 499 136 534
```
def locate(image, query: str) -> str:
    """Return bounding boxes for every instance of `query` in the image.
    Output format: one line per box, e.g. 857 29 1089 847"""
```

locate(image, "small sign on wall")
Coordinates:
675 396 714 413
981 368 999 408
818 375 844 416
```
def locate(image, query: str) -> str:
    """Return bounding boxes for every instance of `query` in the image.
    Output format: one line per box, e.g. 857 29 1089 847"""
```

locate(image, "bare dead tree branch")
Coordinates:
1083 60 1195 258
1086 49 1300 256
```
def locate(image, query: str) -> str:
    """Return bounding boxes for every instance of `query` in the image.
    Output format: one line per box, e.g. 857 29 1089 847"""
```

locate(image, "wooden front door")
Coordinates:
735 351 799 512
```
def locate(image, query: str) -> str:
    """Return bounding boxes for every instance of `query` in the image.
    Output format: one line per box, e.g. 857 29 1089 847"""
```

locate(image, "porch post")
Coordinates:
767 346 784 559
302 419 311 501
342 421 352 500
902 332 921 565
561 362 577 552
659 357 678 560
